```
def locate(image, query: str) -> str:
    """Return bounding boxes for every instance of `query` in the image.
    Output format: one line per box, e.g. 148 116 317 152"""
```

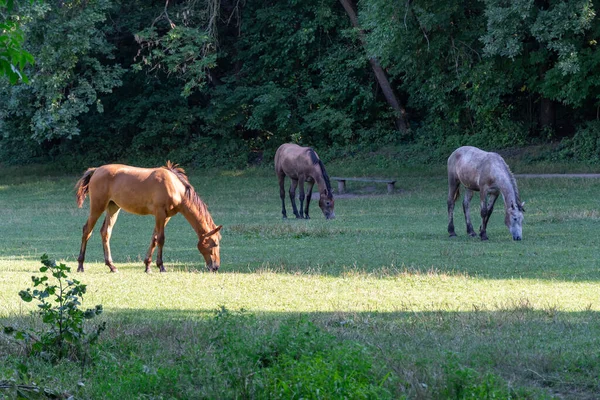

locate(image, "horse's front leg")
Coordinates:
289 179 300 218
305 180 315 219
478 191 490 240
144 228 158 273
144 217 171 273
447 179 460 236
100 202 121 273
463 189 477 237
153 213 169 273
297 177 306 219
479 192 498 241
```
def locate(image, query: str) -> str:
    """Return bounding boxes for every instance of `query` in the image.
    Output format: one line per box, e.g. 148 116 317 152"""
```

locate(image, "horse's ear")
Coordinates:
202 225 222 239
520 202 526 212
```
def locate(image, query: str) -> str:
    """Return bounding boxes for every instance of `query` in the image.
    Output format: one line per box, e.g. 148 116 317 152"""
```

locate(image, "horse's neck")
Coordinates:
180 203 212 238
497 175 518 209
314 176 327 194
311 166 329 195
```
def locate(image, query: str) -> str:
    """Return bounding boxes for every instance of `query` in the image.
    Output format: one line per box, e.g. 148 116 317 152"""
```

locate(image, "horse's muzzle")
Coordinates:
207 264 219 272
513 236 522 241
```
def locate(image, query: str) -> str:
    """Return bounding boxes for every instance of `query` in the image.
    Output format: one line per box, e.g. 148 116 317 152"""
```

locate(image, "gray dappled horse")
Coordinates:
447 146 525 241
275 143 335 219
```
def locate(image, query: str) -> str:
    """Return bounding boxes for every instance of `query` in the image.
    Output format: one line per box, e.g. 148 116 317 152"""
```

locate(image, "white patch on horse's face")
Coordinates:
319 194 335 219
506 204 524 241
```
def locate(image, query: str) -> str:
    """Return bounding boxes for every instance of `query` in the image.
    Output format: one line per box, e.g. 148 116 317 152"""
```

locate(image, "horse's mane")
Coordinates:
163 161 215 225
307 148 333 196
499 158 523 211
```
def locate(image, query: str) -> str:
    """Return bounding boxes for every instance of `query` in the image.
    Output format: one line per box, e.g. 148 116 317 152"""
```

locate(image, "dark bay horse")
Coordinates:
75 162 222 273
447 146 525 240
275 143 335 219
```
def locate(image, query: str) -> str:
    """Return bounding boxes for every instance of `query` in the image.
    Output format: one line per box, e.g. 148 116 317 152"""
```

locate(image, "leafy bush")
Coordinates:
557 121 600 163
253 318 394 399
3 254 105 362
205 308 395 399
439 354 549 399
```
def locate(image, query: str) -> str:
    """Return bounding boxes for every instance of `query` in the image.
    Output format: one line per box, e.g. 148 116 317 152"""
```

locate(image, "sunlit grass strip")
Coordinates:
2 266 598 318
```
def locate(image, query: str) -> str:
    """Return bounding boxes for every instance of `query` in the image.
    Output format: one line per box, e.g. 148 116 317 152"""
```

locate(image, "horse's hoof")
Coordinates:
145 269 152 274
305 215 310 220
468 232 477 237
449 233 457 238
110 269 119 273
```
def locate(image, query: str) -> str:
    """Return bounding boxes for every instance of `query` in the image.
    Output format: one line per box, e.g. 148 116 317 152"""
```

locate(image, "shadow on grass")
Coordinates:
1 307 599 399
5 256 599 283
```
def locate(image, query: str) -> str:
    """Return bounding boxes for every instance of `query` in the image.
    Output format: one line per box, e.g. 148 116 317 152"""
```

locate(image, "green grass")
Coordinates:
1 162 599 399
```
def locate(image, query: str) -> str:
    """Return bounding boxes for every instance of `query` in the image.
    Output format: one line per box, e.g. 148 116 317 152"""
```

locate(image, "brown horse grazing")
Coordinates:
275 143 335 219
75 162 222 273
447 146 525 241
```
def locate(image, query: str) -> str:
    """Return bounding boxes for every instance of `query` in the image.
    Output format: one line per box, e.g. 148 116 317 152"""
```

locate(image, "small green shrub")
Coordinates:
260 346 394 399
206 310 395 399
558 121 600 163
3 254 105 362
254 319 394 399
439 354 549 399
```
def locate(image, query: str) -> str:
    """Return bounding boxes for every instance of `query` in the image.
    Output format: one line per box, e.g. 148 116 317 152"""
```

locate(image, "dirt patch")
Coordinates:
515 173 600 178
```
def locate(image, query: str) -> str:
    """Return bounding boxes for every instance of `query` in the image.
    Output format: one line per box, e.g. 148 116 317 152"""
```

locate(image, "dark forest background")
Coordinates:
2 0 600 169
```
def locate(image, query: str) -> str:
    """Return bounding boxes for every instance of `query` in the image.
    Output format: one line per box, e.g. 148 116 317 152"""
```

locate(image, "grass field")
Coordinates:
1 160 599 399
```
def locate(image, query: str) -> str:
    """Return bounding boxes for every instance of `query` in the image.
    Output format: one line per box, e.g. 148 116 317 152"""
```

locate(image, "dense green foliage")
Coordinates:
0 0 35 84
1 0 599 167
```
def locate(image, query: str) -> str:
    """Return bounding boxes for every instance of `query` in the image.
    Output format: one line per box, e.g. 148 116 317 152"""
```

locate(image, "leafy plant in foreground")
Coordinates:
3 254 105 362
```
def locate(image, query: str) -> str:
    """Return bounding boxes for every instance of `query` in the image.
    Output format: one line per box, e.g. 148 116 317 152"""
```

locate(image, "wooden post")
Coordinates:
387 182 395 194
337 180 346 194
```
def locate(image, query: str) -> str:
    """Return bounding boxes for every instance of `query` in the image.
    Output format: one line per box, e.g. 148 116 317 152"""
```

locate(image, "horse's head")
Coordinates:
505 201 525 240
197 225 223 271
319 191 335 219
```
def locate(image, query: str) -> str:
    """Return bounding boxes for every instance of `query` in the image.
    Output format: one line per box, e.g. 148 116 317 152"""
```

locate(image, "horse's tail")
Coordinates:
75 168 96 208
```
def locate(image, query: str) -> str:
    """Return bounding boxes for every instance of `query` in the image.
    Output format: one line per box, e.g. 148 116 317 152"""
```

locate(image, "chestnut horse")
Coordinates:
275 143 335 219
447 146 525 241
75 162 222 273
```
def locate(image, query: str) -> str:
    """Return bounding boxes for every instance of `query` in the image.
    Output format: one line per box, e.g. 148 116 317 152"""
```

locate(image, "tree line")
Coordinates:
1 0 599 168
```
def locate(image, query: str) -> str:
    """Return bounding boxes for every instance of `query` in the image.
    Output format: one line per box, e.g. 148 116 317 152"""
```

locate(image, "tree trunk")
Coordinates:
539 97 555 131
338 0 409 132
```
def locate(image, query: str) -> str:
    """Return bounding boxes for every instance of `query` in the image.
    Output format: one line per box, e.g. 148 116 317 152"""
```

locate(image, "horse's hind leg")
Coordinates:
289 179 300 218
100 201 121 273
297 177 306 219
77 203 106 272
447 178 460 236
463 189 477 237
144 217 170 273
278 173 287 219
